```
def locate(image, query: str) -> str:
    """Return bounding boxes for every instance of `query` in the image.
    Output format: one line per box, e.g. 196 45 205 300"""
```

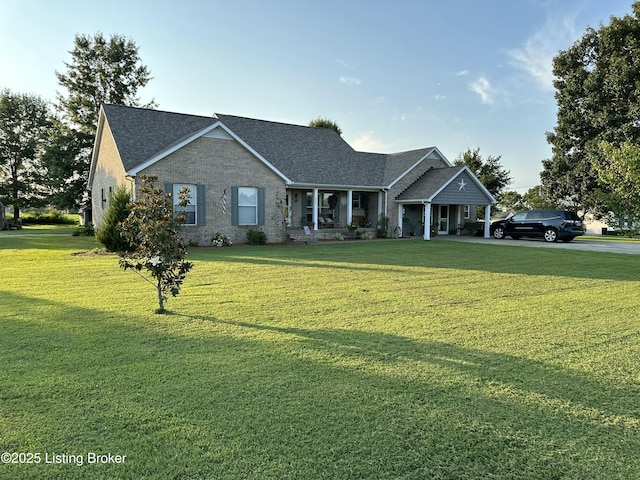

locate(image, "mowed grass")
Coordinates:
1 235 639 479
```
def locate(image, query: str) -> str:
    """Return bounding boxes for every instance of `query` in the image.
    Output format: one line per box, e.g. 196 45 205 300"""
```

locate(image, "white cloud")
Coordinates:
336 59 354 70
434 94 446 101
340 76 362 86
456 70 469 77
468 76 494 105
507 13 579 91
351 132 387 153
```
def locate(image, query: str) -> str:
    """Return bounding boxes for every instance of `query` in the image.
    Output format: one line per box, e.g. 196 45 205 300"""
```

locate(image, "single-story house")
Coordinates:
88 104 496 244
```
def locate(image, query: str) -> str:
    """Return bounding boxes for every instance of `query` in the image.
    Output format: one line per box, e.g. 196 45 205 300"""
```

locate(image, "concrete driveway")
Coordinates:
439 235 640 255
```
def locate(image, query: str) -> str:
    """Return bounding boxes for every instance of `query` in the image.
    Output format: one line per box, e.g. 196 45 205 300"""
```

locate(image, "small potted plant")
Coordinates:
346 220 359 235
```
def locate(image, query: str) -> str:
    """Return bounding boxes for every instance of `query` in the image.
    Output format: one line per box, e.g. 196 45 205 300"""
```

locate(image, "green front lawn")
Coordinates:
1 237 638 479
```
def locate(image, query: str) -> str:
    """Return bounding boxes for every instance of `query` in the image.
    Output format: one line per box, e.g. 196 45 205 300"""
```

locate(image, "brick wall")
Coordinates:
140 136 287 245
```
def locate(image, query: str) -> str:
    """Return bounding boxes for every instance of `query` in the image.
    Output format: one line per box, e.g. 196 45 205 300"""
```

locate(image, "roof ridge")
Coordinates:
215 113 321 131
104 103 215 120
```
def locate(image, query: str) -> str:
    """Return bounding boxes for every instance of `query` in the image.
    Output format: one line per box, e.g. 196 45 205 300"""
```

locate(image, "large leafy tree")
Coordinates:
498 191 524 212
309 117 343 136
47 33 155 209
0 90 52 221
119 176 193 314
542 3 640 216
454 148 512 198
522 186 557 210
597 141 640 221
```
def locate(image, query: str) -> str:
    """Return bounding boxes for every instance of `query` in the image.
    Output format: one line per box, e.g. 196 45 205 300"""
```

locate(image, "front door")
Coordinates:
438 205 449 234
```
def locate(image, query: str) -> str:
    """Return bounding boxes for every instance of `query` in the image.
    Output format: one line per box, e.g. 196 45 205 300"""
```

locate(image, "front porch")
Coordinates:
398 203 492 240
288 188 384 232
286 226 378 243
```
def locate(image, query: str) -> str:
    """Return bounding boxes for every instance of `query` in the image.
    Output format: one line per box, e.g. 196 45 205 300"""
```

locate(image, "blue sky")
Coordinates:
0 0 635 193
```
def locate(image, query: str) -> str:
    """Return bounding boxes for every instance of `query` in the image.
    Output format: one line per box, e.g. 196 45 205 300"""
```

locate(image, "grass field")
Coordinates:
1 233 639 479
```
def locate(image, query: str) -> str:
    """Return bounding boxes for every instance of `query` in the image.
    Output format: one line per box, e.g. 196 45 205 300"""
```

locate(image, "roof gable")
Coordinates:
396 166 496 204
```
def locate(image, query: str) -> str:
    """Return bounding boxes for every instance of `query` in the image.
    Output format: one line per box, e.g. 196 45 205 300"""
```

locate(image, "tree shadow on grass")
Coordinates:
190 240 640 282
208 317 640 427
2 290 639 479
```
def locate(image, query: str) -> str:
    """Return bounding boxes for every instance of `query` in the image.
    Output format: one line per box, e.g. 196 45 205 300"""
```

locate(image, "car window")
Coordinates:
512 212 527 221
565 211 580 220
527 211 543 220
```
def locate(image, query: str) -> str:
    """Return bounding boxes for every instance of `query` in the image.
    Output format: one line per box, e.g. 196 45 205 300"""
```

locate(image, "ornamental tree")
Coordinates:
118 175 193 314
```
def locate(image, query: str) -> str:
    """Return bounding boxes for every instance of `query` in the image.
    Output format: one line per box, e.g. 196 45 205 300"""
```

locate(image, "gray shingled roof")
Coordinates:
396 166 466 200
101 105 442 188
103 104 216 171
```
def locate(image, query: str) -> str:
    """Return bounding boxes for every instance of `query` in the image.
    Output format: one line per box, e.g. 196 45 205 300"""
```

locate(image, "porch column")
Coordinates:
423 202 431 240
397 204 403 237
312 188 319 230
484 204 491 238
347 190 353 224
377 191 384 222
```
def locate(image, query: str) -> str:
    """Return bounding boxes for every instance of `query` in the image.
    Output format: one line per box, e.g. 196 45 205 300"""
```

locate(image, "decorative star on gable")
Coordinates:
458 178 467 191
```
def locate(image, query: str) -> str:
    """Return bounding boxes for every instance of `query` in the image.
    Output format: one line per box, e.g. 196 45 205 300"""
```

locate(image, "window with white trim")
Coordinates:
463 205 470 220
238 187 258 225
173 184 197 225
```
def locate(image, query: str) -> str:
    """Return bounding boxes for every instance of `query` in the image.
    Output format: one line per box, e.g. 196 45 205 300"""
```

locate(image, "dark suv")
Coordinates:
491 210 584 243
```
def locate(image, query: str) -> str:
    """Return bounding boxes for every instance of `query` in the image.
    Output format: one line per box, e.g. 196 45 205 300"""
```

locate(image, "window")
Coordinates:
173 184 197 225
463 205 470 219
232 187 265 226
238 187 258 225
305 192 313 223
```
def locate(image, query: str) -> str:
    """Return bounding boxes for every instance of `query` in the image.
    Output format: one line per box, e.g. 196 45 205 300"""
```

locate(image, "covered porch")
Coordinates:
398 203 491 240
287 187 385 232
393 166 496 240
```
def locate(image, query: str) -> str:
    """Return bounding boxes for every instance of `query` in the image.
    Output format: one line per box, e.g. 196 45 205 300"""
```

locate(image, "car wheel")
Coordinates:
493 226 505 239
544 228 558 242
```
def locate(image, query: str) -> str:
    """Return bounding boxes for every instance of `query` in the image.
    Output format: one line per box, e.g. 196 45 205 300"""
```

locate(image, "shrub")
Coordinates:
212 232 232 247
21 208 78 225
332 233 344 241
377 215 390 238
246 229 267 245
72 223 95 236
96 186 135 252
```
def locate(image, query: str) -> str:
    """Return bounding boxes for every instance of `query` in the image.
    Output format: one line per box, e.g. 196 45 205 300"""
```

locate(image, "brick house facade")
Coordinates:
89 104 496 244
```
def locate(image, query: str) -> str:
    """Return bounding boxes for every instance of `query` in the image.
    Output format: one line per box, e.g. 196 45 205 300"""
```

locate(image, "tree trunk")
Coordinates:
156 278 165 314
13 205 19 222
